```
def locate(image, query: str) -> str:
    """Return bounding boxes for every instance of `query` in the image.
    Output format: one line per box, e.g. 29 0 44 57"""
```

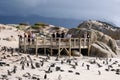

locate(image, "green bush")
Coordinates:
19 23 29 26
31 25 40 29
16 26 20 29
34 22 48 26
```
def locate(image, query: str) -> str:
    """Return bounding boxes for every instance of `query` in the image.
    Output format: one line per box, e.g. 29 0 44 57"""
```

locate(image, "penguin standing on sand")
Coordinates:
44 74 47 79
98 70 101 75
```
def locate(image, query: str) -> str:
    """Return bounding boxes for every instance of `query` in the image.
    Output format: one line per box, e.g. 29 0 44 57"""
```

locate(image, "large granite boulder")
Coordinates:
77 20 120 40
90 41 117 57
68 28 120 58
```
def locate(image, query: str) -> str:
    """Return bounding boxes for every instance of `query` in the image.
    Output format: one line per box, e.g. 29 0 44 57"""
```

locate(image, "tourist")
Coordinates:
24 33 27 38
27 32 31 44
87 33 90 38
61 31 65 38
56 31 61 38
19 35 23 42
52 32 56 39
84 32 88 38
51 32 56 41
31 33 36 44
23 33 27 44
66 33 72 38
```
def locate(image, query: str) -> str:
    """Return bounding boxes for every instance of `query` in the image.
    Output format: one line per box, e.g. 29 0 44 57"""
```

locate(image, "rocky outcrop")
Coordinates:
26 24 68 37
68 28 120 58
90 41 117 57
77 20 120 40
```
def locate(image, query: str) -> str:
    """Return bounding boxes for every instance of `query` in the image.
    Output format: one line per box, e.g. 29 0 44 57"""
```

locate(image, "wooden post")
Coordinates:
79 38 81 55
43 38 46 55
50 38 53 55
24 37 27 53
35 37 38 56
69 38 71 57
73 38 76 47
58 38 61 56
88 38 91 56
18 37 20 49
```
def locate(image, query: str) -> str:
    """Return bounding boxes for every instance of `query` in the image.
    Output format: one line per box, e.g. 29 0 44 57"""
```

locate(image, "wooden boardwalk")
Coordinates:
19 37 91 56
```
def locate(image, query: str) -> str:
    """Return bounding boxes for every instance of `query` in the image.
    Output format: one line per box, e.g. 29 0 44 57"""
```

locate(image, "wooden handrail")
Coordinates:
19 37 91 56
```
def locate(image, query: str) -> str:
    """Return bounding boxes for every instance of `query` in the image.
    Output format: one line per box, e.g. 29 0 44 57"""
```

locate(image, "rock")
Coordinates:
72 50 83 58
23 73 31 78
77 20 120 40
90 42 116 57
68 28 120 58
90 30 120 57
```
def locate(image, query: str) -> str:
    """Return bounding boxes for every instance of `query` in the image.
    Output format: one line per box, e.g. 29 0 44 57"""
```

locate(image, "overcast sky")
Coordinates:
0 0 120 26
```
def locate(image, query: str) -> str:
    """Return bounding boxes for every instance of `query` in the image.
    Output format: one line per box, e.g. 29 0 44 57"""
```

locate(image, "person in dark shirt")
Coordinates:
28 33 31 44
56 31 60 38
52 32 56 38
61 31 65 38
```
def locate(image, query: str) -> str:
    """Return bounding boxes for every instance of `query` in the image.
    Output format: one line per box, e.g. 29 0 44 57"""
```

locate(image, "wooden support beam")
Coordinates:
64 48 70 56
18 37 20 49
79 38 81 55
50 38 53 55
69 38 71 57
60 48 64 53
24 37 27 53
73 38 76 47
88 38 91 56
58 38 61 56
35 37 38 56
43 38 46 55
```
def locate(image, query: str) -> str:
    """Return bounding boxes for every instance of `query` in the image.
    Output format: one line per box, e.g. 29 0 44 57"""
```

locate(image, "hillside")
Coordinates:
77 20 120 40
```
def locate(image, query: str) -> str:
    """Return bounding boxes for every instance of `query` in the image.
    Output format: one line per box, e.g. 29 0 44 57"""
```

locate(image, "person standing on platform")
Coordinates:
28 32 31 45
56 31 61 41
31 33 36 44
61 31 65 38
56 31 61 38
52 32 56 41
83 32 88 46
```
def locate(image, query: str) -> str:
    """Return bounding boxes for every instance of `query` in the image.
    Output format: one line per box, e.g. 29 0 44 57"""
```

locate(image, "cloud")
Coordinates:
0 0 120 26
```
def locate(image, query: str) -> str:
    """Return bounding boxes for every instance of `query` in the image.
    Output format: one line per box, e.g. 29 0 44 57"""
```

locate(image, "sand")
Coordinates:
0 25 120 80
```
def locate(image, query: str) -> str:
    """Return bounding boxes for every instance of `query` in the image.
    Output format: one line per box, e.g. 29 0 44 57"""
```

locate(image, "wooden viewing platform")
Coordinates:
19 37 91 56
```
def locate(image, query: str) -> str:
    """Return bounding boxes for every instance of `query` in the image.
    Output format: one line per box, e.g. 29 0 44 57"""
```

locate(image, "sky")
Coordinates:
0 0 120 26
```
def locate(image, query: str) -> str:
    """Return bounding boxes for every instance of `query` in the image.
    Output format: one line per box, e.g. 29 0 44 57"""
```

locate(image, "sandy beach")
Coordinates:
0 25 120 80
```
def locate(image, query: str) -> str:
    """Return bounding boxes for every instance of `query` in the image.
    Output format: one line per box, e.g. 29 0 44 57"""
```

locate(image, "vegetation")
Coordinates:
34 22 49 26
31 22 49 29
16 26 20 29
31 25 41 29
52 27 60 30
19 23 29 26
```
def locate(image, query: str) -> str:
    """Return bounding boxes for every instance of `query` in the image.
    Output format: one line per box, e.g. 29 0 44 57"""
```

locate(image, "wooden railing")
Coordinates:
19 37 90 47
19 37 91 56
